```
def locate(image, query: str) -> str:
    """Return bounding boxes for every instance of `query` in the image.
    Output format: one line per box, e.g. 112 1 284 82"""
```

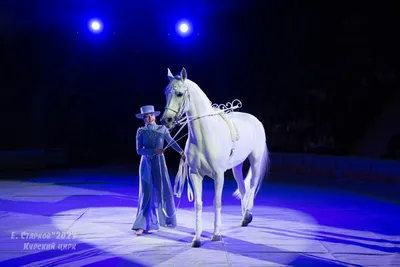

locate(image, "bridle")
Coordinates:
163 82 191 129
162 82 193 203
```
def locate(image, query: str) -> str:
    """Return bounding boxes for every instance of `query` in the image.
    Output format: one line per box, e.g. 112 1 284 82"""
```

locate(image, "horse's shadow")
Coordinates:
142 225 363 267
250 225 400 254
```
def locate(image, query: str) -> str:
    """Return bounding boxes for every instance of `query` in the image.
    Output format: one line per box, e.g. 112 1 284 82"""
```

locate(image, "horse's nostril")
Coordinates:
166 118 173 123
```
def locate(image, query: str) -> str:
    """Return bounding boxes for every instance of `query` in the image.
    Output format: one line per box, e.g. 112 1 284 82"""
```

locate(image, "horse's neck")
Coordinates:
186 81 215 144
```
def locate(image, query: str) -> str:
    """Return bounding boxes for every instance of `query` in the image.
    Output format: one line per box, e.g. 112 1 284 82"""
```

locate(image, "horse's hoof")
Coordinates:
211 234 222 241
191 240 201 247
241 212 253 227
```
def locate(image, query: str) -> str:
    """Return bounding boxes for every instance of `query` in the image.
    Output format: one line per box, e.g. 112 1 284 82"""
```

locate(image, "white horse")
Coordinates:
161 68 269 247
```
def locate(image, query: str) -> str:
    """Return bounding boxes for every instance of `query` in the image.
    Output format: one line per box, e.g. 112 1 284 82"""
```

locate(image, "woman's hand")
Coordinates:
181 152 186 161
155 148 164 155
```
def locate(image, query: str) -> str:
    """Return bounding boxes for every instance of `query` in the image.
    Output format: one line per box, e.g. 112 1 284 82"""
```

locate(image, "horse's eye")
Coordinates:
177 92 183 97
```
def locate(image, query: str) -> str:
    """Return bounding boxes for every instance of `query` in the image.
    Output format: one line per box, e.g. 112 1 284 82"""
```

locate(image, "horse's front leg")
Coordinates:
190 172 203 247
211 172 224 241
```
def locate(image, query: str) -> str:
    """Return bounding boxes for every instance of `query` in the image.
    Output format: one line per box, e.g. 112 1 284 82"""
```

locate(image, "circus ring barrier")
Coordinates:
270 153 400 184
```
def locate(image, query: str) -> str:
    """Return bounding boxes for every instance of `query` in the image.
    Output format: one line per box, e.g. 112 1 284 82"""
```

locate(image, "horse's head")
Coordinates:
161 67 190 129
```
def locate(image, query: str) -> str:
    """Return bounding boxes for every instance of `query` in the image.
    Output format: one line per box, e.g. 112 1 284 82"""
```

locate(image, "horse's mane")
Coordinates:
164 78 215 113
186 79 214 110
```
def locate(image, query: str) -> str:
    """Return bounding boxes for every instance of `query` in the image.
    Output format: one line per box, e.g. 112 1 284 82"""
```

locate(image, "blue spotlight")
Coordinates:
88 19 103 33
176 20 192 37
179 23 189 33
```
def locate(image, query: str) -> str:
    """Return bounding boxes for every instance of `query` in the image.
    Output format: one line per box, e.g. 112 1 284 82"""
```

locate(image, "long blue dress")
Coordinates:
132 123 183 231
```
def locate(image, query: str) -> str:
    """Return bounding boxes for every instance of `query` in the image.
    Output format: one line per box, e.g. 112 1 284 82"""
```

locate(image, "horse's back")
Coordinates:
220 111 266 167
228 111 266 142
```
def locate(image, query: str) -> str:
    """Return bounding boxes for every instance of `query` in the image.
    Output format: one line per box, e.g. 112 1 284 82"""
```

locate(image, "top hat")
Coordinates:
135 105 161 119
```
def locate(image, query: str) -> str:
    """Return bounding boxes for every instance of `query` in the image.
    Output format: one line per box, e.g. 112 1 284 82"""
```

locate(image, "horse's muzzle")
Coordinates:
160 117 175 129
161 117 174 125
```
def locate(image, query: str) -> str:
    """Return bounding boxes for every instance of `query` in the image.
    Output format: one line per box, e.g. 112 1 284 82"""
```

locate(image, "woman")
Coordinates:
132 105 185 235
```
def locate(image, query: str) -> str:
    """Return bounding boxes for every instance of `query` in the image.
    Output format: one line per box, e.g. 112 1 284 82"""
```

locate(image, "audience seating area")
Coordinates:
0 150 399 183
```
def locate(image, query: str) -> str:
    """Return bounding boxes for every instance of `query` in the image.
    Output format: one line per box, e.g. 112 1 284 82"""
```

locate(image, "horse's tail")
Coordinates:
232 142 270 200
253 142 270 198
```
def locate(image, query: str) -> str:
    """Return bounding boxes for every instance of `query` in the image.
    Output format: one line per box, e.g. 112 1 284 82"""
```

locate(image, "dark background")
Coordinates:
1 0 399 166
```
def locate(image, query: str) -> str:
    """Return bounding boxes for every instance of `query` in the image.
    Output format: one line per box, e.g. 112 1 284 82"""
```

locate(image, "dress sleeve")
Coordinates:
164 126 183 154
136 128 155 156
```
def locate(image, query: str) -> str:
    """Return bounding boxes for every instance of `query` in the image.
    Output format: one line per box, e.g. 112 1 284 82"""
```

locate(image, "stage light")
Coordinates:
179 23 189 33
88 19 103 33
176 20 192 37
91 21 100 31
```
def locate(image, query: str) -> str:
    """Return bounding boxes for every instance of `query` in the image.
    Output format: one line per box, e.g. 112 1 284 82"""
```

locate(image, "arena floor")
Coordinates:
0 166 399 266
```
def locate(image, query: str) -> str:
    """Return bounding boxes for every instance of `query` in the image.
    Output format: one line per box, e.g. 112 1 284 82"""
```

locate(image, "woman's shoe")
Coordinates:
135 229 144 235
162 224 176 228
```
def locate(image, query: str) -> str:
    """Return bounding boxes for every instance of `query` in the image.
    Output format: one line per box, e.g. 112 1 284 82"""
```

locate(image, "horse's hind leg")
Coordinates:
211 172 224 241
191 172 203 247
241 146 265 226
232 163 246 216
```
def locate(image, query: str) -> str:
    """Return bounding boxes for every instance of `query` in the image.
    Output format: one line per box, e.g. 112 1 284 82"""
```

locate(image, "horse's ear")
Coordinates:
180 67 187 81
167 68 174 81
